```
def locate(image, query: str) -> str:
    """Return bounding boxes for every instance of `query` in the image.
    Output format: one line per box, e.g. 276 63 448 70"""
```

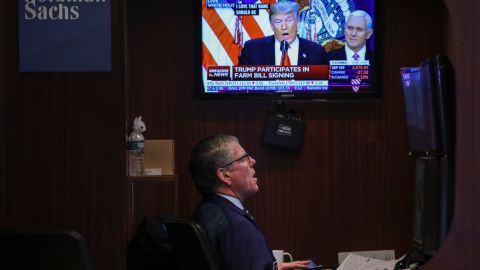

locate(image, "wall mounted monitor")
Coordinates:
197 0 378 100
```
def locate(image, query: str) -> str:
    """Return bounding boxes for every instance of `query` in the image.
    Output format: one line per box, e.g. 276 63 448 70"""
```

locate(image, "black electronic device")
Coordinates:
262 112 305 152
400 55 455 156
399 54 455 267
307 258 323 269
262 102 305 151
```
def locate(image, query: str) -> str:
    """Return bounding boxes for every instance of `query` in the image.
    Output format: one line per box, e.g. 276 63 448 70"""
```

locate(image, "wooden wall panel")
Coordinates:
0 1 127 270
127 176 179 238
126 0 447 265
422 0 480 268
0 0 8 225
4 0 479 268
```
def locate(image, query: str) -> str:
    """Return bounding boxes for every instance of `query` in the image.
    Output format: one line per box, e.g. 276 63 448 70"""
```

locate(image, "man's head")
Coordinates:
269 1 299 44
344 10 373 52
189 134 258 201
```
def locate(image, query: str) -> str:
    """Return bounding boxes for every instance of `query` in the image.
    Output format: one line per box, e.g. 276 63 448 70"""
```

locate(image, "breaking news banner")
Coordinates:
205 62 369 92
205 65 330 92
207 65 329 81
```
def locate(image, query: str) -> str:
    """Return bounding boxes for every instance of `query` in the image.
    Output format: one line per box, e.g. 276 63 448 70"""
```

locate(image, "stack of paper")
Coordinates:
336 253 400 270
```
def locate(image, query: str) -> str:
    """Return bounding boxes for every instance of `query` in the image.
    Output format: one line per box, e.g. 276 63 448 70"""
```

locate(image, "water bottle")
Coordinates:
128 116 146 176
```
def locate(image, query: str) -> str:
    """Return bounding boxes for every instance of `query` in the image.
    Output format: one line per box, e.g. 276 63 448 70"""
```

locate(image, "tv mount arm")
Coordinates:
274 100 304 119
394 246 425 270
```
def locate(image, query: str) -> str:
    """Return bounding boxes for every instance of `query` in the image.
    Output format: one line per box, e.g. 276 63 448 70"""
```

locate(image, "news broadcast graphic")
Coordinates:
329 60 370 92
18 0 111 72
201 0 376 98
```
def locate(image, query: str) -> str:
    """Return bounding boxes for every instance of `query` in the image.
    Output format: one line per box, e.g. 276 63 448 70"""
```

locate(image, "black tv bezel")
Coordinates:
194 0 382 102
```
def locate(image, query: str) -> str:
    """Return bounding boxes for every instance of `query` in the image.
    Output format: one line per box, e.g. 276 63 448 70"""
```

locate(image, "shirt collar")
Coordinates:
345 45 367 61
217 193 244 210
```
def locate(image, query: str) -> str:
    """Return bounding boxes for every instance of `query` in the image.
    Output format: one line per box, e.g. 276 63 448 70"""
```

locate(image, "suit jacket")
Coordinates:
238 35 328 65
192 194 275 270
326 45 374 62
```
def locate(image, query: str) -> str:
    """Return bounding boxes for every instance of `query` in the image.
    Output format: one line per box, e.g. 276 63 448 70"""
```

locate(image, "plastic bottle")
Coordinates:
128 116 146 176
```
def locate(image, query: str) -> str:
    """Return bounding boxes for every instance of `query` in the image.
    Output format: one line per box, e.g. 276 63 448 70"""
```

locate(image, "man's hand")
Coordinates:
278 260 311 270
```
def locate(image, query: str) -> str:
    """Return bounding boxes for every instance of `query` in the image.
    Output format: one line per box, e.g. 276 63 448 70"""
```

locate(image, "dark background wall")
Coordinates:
125 0 445 265
1 0 479 269
422 0 480 269
0 1 7 238
0 1 127 270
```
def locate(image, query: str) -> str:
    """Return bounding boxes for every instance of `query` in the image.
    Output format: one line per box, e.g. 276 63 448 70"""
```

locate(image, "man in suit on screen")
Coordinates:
326 10 374 62
238 1 327 66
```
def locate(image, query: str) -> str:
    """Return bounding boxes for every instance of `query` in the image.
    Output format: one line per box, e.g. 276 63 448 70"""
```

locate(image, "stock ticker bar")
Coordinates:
206 80 329 92
328 60 370 91
329 60 370 79
207 66 329 81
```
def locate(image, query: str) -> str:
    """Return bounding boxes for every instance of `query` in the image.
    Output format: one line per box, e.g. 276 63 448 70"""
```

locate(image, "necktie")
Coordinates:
283 52 291 66
353 53 360 61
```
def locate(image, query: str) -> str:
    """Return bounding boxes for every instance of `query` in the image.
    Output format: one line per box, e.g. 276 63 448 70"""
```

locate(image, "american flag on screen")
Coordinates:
350 78 361 92
202 0 276 71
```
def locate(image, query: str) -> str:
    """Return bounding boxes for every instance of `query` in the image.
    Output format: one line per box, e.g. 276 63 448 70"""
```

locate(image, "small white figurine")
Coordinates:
132 116 147 133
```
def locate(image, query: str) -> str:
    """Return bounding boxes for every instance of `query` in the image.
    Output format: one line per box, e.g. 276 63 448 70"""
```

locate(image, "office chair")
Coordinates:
0 230 92 270
165 219 221 270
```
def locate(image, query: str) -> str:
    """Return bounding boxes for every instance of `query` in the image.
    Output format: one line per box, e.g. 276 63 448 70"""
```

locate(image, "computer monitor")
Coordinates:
400 54 455 263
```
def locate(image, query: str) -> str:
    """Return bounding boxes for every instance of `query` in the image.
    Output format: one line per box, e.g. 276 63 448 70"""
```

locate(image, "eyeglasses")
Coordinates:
221 153 250 168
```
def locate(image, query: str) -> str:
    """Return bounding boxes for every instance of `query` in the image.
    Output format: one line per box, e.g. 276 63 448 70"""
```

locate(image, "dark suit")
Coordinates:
238 35 328 65
192 194 275 270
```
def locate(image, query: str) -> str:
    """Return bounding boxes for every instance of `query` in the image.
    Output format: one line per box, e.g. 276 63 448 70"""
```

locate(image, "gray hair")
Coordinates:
346 10 373 32
189 134 239 194
269 1 299 22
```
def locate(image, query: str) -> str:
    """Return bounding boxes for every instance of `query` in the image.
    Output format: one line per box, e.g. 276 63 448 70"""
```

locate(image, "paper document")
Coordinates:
336 253 400 270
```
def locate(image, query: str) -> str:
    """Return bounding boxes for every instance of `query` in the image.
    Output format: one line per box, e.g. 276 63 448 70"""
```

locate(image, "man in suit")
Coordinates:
326 10 374 62
238 1 327 66
190 134 310 270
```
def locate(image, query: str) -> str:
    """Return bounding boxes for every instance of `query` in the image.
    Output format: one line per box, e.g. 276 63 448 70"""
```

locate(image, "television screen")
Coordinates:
400 66 439 154
399 55 455 265
400 55 455 156
199 0 378 100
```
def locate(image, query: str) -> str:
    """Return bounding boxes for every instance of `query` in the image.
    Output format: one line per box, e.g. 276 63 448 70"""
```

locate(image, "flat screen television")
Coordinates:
197 0 378 100
399 55 455 264
400 55 455 156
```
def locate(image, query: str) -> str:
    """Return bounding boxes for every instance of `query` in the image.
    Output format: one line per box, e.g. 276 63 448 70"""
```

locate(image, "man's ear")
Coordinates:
366 30 374 40
216 168 232 186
